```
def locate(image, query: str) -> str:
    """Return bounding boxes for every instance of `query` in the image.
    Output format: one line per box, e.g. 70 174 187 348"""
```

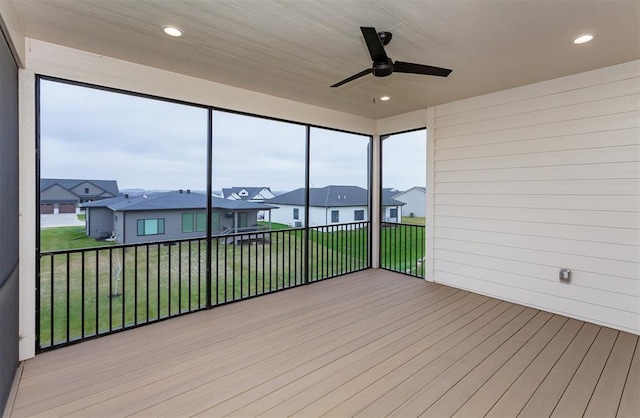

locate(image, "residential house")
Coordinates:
40 178 119 214
392 186 426 217
81 190 274 244
382 187 404 221
222 186 275 202
267 185 404 227
222 186 275 220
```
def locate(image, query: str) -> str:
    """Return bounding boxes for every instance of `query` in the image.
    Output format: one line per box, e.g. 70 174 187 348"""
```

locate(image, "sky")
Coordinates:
40 80 426 193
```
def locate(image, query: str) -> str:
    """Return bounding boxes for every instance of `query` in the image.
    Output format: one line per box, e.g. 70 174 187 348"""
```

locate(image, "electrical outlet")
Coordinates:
559 268 571 283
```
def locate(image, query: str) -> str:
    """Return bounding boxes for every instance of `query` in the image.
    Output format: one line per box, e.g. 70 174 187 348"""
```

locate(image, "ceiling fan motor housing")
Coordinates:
373 60 394 77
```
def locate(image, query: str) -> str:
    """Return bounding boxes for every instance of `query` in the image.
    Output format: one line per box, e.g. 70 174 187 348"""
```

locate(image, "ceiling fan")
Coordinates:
331 27 452 88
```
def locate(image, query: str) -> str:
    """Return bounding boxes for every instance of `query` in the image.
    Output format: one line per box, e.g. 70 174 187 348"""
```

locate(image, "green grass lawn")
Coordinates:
257 221 290 230
40 226 115 252
400 216 425 226
381 223 425 276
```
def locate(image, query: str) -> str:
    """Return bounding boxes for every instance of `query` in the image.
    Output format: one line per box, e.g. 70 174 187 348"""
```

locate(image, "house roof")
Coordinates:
41 178 119 196
382 188 402 201
393 186 426 198
81 191 274 212
221 187 271 200
267 185 404 208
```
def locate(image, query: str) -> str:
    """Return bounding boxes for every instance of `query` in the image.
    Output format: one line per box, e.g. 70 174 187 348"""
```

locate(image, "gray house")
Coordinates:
40 178 119 214
267 185 404 227
392 186 426 217
81 190 274 244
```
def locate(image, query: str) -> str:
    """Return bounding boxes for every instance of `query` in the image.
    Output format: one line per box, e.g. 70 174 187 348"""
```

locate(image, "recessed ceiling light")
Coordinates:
163 26 183 37
573 33 594 44
380 96 391 101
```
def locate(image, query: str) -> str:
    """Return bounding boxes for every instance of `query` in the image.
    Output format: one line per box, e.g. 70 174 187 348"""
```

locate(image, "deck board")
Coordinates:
384 310 552 418
79 285 448 417
322 303 529 417
453 318 582 418
516 322 600 418
551 327 618 417
617 338 640 418
229 296 500 417
10 269 638 418
584 332 638 418
229 295 495 417
422 315 570 417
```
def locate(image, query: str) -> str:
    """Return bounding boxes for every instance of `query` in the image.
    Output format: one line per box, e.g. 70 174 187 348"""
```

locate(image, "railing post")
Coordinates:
206 109 213 308
371 134 382 268
304 125 310 284
34 76 42 353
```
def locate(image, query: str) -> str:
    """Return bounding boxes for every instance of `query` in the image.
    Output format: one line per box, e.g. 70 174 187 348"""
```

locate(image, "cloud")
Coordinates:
39 80 425 193
383 131 427 190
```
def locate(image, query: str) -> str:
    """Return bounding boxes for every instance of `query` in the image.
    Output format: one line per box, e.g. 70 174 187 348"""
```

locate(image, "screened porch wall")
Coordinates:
429 60 640 335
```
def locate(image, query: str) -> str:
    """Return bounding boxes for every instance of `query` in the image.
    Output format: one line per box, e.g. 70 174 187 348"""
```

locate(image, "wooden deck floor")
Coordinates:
10 269 639 417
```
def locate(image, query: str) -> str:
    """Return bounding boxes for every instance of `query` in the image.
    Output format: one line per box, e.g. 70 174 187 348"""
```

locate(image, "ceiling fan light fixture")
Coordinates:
380 96 390 101
163 26 183 37
573 33 594 44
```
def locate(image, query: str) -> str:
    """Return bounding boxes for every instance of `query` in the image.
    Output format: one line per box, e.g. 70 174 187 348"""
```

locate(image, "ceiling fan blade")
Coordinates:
360 27 388 63
330 68 372 88
394 61 452 77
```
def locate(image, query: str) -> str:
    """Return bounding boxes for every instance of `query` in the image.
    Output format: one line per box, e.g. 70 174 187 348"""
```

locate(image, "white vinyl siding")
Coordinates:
270 205 371 227
429 60 640 335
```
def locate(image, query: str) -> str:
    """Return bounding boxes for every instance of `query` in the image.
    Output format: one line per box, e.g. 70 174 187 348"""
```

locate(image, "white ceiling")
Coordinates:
11 0 640 119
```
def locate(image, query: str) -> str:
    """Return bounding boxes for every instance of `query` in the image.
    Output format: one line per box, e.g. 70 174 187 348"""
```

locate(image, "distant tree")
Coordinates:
110 251 123 297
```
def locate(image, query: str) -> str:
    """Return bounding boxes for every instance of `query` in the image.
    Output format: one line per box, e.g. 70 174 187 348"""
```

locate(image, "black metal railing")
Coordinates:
380 222 425 278
37 221 370 350
308 222 370 282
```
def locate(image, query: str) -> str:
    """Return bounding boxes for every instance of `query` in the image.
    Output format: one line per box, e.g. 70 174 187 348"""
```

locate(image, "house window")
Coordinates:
331 210 339 223
354 209 365 221
84 187 89 194
182 212 207 233
390 208 398 219
238 212 248 228
196 212 206 232
182 213 194 233
293 208 299 220
211 212 220 231
137 218 165 236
